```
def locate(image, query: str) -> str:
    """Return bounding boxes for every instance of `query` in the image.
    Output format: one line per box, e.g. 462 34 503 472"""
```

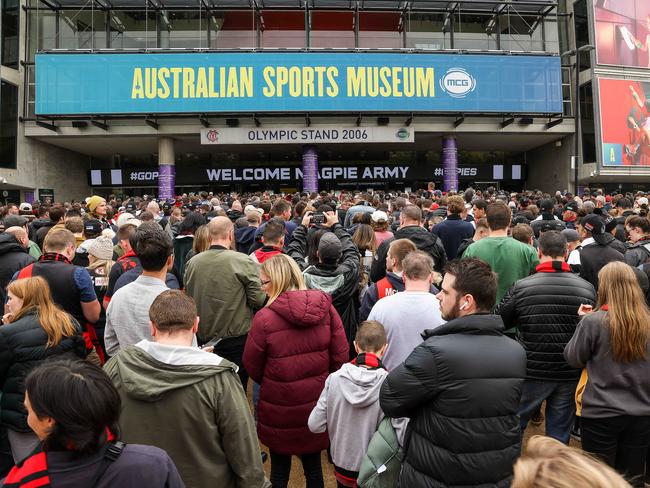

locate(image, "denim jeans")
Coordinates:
518 380 578 444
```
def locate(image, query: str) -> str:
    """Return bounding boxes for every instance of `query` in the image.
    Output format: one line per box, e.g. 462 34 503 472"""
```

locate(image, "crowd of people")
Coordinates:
0 185 647 487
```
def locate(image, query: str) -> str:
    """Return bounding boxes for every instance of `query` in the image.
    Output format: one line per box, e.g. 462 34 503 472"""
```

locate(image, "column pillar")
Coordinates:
158 137 176 199
302 145 319 193
442 136 458 192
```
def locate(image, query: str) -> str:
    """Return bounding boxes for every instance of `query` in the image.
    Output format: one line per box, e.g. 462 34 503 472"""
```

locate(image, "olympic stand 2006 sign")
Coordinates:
36 52 562 115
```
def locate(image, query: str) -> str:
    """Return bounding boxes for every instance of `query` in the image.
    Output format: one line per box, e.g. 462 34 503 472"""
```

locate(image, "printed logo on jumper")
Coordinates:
440 68 477 98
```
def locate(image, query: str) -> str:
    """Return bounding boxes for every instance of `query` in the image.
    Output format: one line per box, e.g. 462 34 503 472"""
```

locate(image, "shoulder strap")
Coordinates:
376 277 394 299
91 441 126 487
17 264 35 280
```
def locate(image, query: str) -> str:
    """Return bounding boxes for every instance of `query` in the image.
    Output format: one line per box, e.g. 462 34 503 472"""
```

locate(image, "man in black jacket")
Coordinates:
614 197 634 242
0 228 34 304
496 231 596 444
380 259 526 488
370 205 447 282
578 214 625 290
624 215 650 267
287 210 360 350
530 198 565 238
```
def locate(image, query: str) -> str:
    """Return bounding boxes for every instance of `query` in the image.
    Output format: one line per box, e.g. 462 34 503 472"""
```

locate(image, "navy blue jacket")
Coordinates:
432 215 475 260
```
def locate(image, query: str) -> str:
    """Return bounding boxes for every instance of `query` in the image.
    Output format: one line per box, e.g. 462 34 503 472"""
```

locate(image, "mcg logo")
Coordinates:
439 68 477 98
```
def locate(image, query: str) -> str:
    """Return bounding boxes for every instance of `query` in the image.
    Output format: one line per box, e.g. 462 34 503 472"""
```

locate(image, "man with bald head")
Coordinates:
184 216 266 387
0 227 35 303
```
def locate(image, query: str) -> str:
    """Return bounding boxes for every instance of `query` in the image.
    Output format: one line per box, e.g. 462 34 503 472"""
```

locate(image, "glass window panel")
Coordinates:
310 11 354 48
109 10 157 49
58 9 107 49
210 10 256 49
454 12 498 50
500 14 544 51
0 81 18 169
1 0 20 68
406 12 450 50
260 10 305 48
358 12 402 49
159 10 207 48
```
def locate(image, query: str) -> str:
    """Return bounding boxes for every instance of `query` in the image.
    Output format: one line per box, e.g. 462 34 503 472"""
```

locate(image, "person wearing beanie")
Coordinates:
86 235 116 356
86 195 111 230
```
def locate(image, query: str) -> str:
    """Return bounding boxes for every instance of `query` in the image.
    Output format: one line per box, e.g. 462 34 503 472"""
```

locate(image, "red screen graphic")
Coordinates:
595 0 650 68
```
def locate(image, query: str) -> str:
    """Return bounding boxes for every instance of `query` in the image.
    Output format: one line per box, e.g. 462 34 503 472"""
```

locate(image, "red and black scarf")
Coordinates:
350 352 385 370
40 253 72 265
535 260 571 273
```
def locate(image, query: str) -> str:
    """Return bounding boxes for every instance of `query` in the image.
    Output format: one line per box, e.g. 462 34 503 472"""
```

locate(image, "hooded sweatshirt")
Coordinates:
308 362 388 472
104 341 269 488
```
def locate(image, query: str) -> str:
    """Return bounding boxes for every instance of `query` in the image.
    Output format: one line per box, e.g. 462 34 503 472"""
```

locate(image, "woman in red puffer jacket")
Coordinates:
243 254 348 488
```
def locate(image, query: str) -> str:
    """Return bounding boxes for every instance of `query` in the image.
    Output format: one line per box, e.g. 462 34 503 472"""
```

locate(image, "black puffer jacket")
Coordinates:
380 314 526 488
496 261 596 381
0 234 34 304
370 225 447 282
614 210 635 242
0 310 86 432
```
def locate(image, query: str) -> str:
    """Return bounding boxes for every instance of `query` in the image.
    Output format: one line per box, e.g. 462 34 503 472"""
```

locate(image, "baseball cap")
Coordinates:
125 201 137 213
539 199 555 212
318 232 342 263
581 214 608 245
563 201 579 213
84 219 103 236
561 228 580 243
3 215 28 228
116 212 135 228
371 210 388 223
19 203 32 212
604 216 617 233
639 197 649 206
244 205 264 216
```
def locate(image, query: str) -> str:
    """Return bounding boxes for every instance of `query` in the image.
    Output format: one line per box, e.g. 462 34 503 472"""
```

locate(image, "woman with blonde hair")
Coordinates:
244 254 348 488
184 224 210 264
565 261 650 486
512 435 630 488
0 276 85 461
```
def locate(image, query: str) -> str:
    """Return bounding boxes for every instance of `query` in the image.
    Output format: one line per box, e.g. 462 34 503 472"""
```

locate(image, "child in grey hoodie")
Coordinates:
308 320 388 487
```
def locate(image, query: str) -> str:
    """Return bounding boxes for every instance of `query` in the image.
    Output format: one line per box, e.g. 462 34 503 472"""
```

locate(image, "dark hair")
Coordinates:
149 290 197 332
472 199 488 211
626 215 650 234
355 320 387 353
271 200 291 217
263 218 286 245
294 201 307 218
37 205 50 218
486 202 512 231
133 222 173 271
616 197 632 209
49 206 65 223
307 228 327 266
179 211 207 234
25 360 121 455
444 258 497 312
511 224 534 244
65 209 82 219
538 230 567 258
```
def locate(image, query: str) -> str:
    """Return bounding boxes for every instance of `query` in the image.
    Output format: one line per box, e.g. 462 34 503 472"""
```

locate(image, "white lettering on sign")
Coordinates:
205 166 410 182
200 127 413 145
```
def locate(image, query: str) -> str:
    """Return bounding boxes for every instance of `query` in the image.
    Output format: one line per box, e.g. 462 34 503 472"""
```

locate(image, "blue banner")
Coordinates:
36 52 562 115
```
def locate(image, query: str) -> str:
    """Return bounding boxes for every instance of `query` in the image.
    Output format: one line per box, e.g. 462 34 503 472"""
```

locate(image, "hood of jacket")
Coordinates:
268 289 333 328
235 226 256 250
336 363 388 408
254 246 283 264
0 233 28 257
108 341 235 402
30 218 53 231
226 209 244 222
395 225 439 250
303 265 345 295
385 272 406 291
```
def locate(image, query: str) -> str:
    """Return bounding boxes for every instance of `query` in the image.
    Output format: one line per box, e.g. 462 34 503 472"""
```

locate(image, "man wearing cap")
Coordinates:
288 211 360 351
577 214 625 289
561 201 579 230
563 228 583 274
431 195 475 260
0 227 35 304
3 215 41 260
624 215 650 267
531 199 565 238
370 210 393 246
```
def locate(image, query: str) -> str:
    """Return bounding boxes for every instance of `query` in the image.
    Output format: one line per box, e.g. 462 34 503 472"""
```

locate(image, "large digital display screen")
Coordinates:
594 0 650 68
599 77 650 166
36 52 562 115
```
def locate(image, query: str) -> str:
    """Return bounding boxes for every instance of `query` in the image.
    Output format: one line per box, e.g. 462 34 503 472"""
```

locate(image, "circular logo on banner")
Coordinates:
396 128 410 141
1 191 7 197
206 129 220 143
440 68 477 98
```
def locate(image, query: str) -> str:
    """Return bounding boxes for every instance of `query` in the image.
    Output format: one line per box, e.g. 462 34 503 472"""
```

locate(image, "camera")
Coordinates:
311 212 326 225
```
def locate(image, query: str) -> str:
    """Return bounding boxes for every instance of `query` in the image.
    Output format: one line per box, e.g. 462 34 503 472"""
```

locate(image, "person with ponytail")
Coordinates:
565 261 650 487
4 360 184 487
0 277 86 462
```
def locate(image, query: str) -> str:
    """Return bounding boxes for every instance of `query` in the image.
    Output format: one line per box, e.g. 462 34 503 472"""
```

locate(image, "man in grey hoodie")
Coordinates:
308 320 389 486
105 290 269 488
